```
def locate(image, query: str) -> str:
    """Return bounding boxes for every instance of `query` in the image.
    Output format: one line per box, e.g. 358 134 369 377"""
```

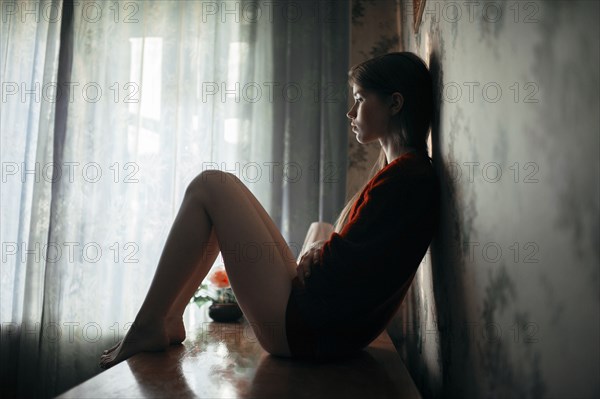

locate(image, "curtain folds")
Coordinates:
269 0 350 253
1 1 349 397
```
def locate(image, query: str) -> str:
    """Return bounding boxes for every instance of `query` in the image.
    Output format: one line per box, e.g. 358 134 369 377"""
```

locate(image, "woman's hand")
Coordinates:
296 240 325 285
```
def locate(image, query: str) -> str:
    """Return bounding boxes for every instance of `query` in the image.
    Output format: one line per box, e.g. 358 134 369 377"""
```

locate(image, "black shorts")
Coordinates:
285 276 320 359
285 276 371 361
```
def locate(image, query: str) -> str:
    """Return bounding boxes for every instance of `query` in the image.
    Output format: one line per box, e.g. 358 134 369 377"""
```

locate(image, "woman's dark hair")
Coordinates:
334 52 434 233
349 52 433 154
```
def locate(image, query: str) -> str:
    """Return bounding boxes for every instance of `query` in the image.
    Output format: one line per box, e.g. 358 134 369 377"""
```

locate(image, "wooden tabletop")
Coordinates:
57 310 421 399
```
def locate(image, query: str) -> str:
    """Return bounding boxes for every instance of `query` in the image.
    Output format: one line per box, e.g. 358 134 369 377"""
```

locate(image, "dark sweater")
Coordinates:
297 151 439 358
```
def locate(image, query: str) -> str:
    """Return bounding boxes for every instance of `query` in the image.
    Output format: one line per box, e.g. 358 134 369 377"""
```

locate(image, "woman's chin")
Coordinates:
354 134 373 145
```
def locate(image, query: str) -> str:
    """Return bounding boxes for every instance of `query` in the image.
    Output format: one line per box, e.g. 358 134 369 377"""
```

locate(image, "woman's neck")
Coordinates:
384 146 417 164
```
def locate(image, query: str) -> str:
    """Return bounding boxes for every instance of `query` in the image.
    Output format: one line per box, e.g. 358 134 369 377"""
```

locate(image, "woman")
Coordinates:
100 52 438 368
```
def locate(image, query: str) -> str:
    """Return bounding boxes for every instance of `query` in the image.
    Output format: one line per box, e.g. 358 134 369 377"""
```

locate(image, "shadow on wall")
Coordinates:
395 47 546 399
389 46 483 399
426 48 483 399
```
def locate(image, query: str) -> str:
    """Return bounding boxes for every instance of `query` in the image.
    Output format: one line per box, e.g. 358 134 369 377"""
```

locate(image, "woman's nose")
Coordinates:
346 107 356 120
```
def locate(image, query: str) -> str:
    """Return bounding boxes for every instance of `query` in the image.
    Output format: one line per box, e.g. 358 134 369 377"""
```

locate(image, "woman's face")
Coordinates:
346 84 396 144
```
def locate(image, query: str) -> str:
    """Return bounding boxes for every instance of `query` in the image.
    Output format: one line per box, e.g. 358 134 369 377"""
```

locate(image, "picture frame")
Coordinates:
413 0 426 33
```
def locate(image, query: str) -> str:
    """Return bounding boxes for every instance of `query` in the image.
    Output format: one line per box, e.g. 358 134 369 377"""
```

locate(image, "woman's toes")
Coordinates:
99 354 115 368
102 342 120 355
101 343 118 358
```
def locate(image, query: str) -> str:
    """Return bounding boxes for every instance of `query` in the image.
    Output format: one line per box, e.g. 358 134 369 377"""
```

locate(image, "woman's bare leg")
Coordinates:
102 228 219 354
164 227 220 344
163 176 297 340
103 228 220 355
103 177 295 354
99 170 297 368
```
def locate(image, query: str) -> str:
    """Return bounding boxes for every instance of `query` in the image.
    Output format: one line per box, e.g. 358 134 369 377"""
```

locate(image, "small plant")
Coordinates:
192 266 238 307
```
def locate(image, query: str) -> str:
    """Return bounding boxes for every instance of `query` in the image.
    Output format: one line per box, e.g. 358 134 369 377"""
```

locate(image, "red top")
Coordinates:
297 151 439 358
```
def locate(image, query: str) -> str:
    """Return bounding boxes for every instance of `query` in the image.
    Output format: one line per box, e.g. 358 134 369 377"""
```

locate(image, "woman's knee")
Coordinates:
185 170 239 199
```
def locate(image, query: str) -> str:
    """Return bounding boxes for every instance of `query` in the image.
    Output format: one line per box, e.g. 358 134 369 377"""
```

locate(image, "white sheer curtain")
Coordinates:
1 0 64 397
1 0 349 397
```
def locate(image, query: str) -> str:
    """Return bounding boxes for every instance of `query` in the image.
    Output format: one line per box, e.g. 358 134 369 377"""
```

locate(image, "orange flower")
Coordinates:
208 267 230 288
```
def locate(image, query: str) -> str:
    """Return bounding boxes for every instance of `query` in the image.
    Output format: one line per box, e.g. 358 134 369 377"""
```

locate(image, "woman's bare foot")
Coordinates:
102 342 120 355
102 318 186 356
166 317 186 345
99 319 169 369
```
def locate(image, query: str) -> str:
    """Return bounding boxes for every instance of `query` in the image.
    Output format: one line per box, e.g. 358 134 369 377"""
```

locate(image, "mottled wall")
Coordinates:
383 1 599 398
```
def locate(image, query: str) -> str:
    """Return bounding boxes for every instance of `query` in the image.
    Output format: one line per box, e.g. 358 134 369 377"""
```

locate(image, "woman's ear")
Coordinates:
390 92 404 115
